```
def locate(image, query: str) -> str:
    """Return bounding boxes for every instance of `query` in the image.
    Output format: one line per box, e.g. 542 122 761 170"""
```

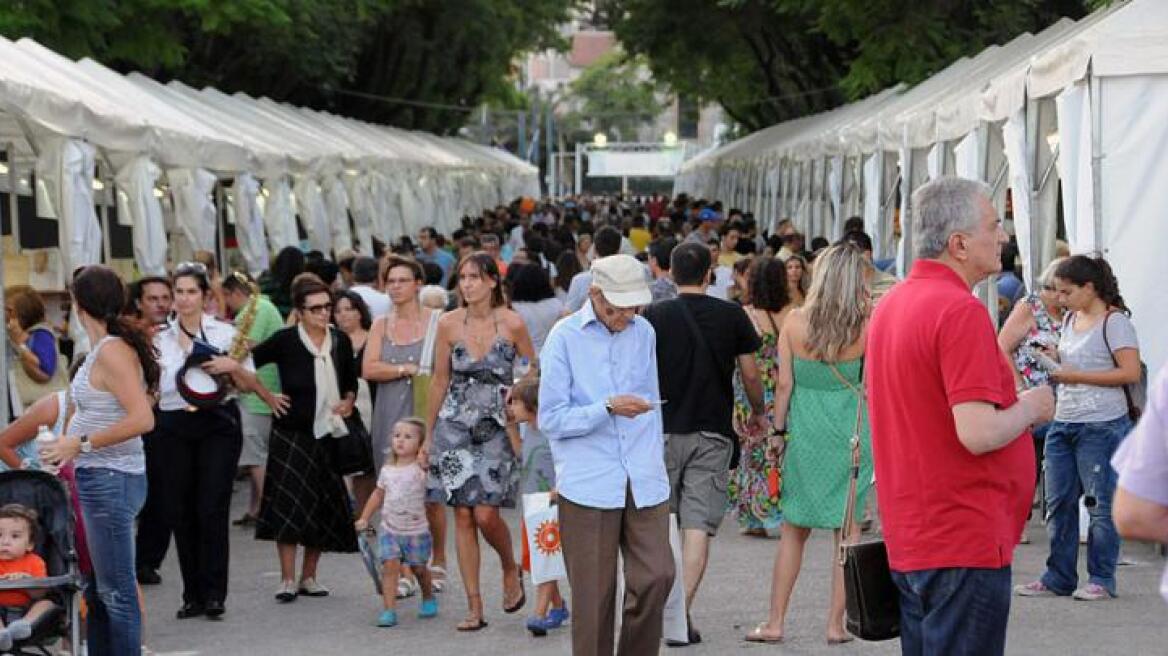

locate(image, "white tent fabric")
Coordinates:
168 168 218 253
292 175 331 254
1002 110 1035 288
114 156 166 276
1054 82 1094 253
262 177 298 253
232 173 269 276
321 175 353 254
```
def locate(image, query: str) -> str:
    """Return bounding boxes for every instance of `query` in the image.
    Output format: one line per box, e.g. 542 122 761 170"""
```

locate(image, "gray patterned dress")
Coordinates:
428 336 520 508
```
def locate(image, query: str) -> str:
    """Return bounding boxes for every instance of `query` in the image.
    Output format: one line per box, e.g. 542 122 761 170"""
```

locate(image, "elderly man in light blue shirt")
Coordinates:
539 254 674 656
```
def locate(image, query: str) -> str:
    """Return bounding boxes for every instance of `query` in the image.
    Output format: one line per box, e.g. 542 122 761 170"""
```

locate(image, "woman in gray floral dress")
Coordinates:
425 252 535 631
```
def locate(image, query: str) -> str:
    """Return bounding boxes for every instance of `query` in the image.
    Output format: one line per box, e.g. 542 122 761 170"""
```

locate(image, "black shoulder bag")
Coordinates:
829 362 900 641
328 328 375 476
675 299 741 470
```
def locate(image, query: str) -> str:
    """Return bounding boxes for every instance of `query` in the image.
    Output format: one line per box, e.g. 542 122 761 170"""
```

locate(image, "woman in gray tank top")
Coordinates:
41 265 158 656
363 255 449 594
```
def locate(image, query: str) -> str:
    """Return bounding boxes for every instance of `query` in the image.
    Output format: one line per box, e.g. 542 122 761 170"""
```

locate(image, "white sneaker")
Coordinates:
275 580 297 603
1072 583 1112 601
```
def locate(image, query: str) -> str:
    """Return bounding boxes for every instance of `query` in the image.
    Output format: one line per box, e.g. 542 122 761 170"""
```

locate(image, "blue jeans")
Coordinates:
892 566 1012 656
76 467 147 656
1041 416 1130 596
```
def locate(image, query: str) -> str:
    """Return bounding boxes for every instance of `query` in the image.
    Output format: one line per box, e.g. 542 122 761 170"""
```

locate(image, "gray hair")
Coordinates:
1039 257 1067 287
912 177 992 260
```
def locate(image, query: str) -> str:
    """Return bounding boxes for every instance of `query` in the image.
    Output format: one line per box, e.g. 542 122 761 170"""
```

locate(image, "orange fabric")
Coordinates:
520 518 531 573
0 553 46 606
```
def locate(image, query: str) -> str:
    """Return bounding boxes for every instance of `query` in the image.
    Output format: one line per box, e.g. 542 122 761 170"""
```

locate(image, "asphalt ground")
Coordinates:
140 490 1167 656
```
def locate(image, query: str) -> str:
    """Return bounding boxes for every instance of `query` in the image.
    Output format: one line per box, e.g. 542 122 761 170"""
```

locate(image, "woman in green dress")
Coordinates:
746 243 873 645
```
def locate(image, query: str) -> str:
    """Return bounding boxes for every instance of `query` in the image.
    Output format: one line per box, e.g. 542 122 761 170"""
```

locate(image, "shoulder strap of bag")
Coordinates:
1100 310 1138 419
828 360 866 564
676 298 726 384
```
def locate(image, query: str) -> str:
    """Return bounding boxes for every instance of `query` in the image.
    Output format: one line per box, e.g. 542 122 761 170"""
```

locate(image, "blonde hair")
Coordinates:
419 285 449 310
1039 257 1066 287
803 244 872 362
391 417 427 464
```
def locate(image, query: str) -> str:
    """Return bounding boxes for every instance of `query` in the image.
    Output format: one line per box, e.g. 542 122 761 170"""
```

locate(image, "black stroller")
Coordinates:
0 470 82 655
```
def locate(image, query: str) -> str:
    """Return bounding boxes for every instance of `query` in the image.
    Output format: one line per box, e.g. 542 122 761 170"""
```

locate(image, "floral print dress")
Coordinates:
1013 292 1064 389
428 336 520 508
728 312 783 531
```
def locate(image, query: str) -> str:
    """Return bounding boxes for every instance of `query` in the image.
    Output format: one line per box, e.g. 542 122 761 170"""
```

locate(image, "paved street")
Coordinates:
142 491 1166 656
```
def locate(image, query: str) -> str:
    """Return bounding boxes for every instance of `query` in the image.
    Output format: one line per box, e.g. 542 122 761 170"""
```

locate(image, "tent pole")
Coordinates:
1089 71 1104 252
216 183 227 276
1 146 10 420
98 162 112 265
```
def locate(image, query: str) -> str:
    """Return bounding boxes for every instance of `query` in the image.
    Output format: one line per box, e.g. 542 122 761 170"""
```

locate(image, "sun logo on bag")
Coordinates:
535 519 561 556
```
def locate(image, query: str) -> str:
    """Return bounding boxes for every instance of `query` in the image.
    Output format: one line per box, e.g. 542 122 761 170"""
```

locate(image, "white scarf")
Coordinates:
297 324 348 439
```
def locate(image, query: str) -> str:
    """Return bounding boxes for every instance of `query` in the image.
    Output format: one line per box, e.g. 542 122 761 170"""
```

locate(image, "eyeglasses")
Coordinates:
303 302 333 314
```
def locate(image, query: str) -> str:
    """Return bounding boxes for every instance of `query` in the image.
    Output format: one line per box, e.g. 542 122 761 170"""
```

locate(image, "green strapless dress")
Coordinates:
780 356 873 529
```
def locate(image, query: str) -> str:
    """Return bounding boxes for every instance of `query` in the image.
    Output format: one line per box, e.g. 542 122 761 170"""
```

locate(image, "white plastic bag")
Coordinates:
524 493 567 584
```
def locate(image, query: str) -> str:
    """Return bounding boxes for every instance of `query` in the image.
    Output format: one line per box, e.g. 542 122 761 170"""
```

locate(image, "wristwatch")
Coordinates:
605 399 614 415
79 435 93 454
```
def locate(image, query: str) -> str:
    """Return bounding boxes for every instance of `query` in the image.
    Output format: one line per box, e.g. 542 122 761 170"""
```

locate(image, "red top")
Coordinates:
866 260 1034 572
0 552 46 607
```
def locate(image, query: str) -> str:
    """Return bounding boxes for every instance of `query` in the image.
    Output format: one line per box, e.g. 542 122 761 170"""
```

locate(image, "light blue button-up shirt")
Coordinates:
538 299 669 510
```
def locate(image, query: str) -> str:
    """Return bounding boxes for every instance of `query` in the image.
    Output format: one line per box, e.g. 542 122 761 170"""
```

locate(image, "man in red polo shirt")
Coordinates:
866 177 1054 656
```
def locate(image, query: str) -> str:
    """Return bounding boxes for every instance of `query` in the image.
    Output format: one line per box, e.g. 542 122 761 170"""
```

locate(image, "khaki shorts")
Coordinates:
664 431 734 536
238 410 272 468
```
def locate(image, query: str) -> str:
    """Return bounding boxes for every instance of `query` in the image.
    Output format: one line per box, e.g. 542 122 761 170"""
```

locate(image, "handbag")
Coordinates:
829 362 900 641
332 410 375 476
328 332 374 476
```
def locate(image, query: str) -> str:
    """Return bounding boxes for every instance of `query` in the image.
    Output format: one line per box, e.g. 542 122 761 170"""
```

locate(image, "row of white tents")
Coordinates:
674 0 1168 376
0 37 540 281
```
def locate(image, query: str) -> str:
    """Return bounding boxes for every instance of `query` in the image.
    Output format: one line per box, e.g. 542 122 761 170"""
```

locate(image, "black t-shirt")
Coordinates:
642 293 761 437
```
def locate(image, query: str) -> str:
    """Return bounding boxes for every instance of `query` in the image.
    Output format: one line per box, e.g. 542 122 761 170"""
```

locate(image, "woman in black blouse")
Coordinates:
252 274 359 602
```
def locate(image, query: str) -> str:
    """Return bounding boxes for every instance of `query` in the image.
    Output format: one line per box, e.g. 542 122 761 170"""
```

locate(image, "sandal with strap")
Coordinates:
456 593 487 632
744 622 784 644
429 565 448 593
502 571 525 614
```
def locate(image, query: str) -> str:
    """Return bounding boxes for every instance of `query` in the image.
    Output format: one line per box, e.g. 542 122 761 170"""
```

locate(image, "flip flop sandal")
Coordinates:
502 574 525 614
456 617 488 632
744 623 784 644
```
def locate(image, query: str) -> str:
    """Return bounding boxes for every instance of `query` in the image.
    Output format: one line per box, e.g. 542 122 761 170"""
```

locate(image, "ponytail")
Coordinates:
1054 253 1130 316
106 315 161 394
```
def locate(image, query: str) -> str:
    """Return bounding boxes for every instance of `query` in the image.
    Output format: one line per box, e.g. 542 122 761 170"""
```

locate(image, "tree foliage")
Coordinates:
557 51 664 144
0 0 574 134
606 0 1101 133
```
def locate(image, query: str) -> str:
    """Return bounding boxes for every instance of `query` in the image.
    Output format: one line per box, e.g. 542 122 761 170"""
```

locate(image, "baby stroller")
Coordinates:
0 470 82 655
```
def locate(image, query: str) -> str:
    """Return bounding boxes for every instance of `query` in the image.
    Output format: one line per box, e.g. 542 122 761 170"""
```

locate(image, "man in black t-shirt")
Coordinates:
642 242 766 646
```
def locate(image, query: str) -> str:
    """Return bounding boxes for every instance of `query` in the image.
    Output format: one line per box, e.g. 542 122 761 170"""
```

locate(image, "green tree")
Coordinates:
557 51 665 144
0 0 575 134
606 0 1102 132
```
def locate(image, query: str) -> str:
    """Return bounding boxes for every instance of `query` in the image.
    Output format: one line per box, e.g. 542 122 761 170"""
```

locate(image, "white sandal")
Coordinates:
430 565 448 593
396 576 419 599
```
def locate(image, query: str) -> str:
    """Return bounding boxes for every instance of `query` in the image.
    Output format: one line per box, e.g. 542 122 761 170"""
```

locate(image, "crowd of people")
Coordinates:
0 181 1161 655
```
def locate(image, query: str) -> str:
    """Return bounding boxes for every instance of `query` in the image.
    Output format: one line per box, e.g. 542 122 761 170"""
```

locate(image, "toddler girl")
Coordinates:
506 373 569 636
356 418 438 627
0 504 54 650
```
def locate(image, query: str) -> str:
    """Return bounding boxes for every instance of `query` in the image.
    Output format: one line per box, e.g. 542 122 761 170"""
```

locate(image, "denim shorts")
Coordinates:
379 531 432 567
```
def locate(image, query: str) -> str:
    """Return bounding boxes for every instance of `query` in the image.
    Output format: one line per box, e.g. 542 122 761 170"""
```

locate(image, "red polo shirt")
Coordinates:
866 260 1034 572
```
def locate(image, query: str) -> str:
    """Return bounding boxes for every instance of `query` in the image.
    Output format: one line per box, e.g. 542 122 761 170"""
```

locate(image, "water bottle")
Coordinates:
34 425 58 475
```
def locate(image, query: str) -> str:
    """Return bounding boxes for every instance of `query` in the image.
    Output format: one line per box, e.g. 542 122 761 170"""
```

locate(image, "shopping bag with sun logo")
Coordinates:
523 493 567 585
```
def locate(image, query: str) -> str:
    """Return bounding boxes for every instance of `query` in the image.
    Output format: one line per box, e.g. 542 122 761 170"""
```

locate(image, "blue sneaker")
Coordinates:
526 615 553 637
546 604 570 628
418 598 439 619
377 610 398 627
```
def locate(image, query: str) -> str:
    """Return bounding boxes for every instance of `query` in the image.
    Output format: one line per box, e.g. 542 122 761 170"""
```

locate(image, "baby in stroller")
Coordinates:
0 504 53 650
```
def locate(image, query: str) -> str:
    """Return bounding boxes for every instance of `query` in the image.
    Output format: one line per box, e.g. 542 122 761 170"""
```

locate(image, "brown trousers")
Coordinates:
559 486 675 656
